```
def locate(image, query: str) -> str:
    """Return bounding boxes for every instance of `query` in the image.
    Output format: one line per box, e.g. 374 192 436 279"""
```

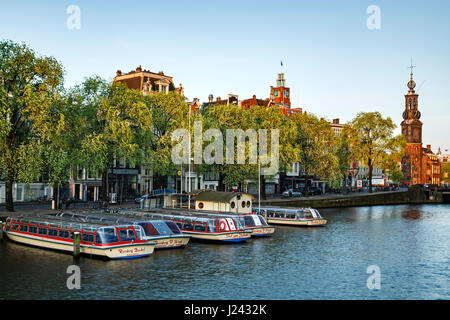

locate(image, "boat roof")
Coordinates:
116 209 235 222
9 214 135 230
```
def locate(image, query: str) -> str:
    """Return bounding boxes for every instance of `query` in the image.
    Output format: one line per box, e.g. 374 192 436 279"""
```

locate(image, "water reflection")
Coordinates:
1 204 449 300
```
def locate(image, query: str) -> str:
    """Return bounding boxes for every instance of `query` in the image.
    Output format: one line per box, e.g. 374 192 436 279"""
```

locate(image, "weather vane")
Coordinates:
408 59 416 75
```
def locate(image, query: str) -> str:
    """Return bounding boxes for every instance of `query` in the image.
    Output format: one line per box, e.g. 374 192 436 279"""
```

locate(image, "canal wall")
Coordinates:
262 188 443 209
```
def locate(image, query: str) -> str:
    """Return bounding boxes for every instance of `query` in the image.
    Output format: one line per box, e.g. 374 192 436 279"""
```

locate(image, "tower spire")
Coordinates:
409 59 416 80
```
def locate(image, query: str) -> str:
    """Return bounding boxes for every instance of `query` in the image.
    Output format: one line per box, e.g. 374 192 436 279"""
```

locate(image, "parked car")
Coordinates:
309 187 323 196
282 188 304 198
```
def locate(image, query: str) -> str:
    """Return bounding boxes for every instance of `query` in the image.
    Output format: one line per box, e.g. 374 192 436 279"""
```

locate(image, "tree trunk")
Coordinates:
368 159 373 193
5 173 14 212
218 171 225 191
101 168 108 207
260 174 267 200
304 172 310 198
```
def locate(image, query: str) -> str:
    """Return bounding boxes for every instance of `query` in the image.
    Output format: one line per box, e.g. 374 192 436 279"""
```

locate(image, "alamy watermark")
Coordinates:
366 265 381 290
66 265 81 290
366 5 381 30
171 121 279 175
66 5 81 30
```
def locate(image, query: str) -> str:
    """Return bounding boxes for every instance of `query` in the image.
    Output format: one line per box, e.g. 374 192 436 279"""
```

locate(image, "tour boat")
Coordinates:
110 210 252 243
145 208 275 237
252 206 327 227
56 212 191 249
3 215 157 259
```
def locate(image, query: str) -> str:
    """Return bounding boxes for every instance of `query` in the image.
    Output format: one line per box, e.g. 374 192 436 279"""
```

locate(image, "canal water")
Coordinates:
0 204 448 300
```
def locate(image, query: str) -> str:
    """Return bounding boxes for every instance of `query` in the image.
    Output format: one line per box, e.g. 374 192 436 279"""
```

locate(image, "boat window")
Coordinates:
133 225 144 240
175 222 183 229
194 223 206 232
246 201 251 208
207 219 216 233
82 233 94 243
244 215 256 227
165 221 182 234
48 229 58 237
59 230 69 239
38 227 48 236
303 210 313 219
182 222 194 231
152 221 173 235
28 226 38 234
95 227 119 244
118 229 136 242
137 222 160 236
11 223 20 231
286 213 296 219
20 225 28 232
230 201 235 209
241 201 246 208
198 202 204 209
256 215 268 226
312 209 322 218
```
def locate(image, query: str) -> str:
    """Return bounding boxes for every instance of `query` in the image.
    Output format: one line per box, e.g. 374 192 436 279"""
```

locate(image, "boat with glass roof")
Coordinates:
3 215 157 259
143 207 275 237
55 211 191 249
252 206 327 227
107 209 252 243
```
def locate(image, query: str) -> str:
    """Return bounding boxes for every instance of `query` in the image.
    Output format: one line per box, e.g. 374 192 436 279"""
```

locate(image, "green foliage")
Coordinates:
0 40 64 211
291 112 339 195
345 112 406 191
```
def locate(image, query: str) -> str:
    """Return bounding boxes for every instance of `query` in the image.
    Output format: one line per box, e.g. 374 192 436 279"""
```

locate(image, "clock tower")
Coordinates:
401 66 423 185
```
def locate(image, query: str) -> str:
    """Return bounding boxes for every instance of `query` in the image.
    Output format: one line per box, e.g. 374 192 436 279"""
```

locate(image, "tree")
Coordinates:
145 91 189 189
201 103 256 192
291 112 338 197
334 131 352 188
345 112 406 192
250 105 297 198
0 40 64 211
73 78 153 205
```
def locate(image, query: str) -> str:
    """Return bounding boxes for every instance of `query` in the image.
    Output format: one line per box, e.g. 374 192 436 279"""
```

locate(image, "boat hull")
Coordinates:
266 218 327 227
181 231 251 243
5 231 155 259
248 227 276 237
149 235 191 249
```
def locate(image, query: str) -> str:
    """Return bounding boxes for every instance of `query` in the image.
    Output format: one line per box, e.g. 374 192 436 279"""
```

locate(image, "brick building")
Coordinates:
401 68 441 186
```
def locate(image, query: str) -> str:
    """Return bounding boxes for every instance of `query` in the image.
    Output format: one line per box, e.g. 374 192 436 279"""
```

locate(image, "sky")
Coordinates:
1 0 449 152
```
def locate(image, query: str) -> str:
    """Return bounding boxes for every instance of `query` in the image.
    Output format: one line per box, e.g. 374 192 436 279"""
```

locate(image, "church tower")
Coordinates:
270 73 291 107
401 65 423 185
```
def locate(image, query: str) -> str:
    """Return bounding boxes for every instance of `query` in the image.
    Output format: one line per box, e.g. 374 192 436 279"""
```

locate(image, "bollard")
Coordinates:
73 232 81 258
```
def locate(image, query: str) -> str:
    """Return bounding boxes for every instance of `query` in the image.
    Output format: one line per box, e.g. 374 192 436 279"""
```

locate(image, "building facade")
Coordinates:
401 70 441 185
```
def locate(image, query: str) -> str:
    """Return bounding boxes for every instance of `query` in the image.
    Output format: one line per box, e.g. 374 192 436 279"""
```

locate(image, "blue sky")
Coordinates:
1 0 449 152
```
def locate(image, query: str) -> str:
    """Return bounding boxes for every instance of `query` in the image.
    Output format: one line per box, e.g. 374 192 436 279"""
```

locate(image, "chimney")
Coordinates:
208 94 213 103
217 97 221 102
136 65 142 72
333 118 340 124
427 145 431 151
116 70 122 77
